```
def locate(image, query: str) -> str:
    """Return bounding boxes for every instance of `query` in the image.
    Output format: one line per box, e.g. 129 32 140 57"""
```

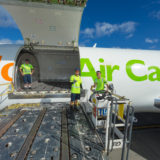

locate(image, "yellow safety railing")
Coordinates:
0 82 14 97
118 103 125 120
7 103 40 110
117 101 132 120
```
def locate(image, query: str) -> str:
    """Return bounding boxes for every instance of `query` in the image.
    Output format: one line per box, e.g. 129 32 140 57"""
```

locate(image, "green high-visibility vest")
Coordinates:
94 78 107 91
20 64 33 75
70 75 82 94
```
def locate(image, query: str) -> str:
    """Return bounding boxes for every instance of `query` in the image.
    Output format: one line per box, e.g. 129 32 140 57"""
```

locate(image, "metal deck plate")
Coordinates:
0 110 40 160
0 103 104 160
9 81 86 99
67 106 103 160
0 103 158 160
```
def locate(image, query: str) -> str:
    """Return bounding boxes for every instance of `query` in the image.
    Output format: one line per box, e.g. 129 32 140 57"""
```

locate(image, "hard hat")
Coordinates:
75 68 80 71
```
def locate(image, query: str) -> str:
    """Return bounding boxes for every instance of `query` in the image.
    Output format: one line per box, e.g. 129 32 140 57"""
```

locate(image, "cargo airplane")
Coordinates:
0 0 160 113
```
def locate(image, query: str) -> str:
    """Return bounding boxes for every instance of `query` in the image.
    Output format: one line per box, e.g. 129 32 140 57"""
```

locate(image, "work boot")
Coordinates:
70 105 74 111
74 104 79 111
24 86 28 89
74 107 79 112
28 84 32 89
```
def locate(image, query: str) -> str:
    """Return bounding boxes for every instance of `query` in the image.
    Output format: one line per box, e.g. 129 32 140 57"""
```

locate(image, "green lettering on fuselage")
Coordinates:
80 58 160 82
126 60 147 81
99 58 106 79
80 58 120 81
148 66 160 81
81 58 96 81
107 65 120 81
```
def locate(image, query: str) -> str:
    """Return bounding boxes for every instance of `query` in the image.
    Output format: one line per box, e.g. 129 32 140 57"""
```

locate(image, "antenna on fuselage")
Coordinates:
93 43 97 48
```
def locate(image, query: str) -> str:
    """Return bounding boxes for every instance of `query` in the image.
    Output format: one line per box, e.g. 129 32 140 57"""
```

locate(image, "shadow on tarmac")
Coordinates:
131 113 160 160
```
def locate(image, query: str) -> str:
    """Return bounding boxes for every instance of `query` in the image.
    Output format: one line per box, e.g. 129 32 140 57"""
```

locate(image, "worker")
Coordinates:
91 71 108 92
19 59 34 89
70 68 82 110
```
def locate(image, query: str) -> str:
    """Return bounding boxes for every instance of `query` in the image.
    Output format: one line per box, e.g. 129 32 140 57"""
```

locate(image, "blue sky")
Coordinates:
0 0 160 50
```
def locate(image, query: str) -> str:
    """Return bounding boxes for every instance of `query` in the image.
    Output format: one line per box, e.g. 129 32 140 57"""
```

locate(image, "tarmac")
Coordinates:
109 113 160 160
109 128 160 160
130 128 160 160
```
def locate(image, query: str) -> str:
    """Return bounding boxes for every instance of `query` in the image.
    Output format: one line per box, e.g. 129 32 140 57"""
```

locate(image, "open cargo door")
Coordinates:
0 0 84 47
0 0 85 83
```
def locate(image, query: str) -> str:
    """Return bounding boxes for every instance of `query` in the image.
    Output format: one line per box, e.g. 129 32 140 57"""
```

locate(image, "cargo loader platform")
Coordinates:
0 102 151 160
8 82 86 99
0 103 104 160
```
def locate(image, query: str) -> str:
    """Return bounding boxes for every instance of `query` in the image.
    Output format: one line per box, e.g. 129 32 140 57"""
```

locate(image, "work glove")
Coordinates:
73 80 77 84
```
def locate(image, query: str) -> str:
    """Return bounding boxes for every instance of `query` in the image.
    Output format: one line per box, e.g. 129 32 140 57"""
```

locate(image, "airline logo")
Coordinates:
81 58 160 82
0 56 14 82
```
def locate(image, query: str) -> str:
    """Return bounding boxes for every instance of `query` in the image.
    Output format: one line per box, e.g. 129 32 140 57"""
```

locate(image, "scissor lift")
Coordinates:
88 90 134 160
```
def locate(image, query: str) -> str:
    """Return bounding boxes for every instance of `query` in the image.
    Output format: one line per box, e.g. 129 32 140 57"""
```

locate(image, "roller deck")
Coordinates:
0 103 159 160
0 103 105 160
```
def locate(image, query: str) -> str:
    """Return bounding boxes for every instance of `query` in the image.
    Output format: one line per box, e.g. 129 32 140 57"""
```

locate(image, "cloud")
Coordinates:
126 33 133 39
81 28 95 38
79 39 90 47
0 39 24 45
149 45 156 49
119 21 137 33
0 39 12 44
150 10 160 20
15 40 24 44
145 38 159 44
81 21 137 38
0 6 17 28
95 22 118 37
151 0 160 5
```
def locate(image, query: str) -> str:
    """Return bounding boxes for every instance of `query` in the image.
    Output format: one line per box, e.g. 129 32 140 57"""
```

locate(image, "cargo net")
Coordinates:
20 0 88 7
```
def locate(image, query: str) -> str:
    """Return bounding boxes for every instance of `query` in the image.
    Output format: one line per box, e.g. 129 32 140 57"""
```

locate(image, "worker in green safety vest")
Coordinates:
70 68 82 110
91 71 108 92
19 59 34 89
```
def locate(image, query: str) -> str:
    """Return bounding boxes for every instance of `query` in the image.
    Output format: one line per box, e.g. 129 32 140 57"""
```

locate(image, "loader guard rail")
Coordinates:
0 83 14 104
89 90 134 160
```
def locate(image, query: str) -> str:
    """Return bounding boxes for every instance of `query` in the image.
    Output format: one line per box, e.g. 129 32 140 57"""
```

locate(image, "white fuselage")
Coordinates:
0 45 160 112
79 47 160 112
0 2 160 112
